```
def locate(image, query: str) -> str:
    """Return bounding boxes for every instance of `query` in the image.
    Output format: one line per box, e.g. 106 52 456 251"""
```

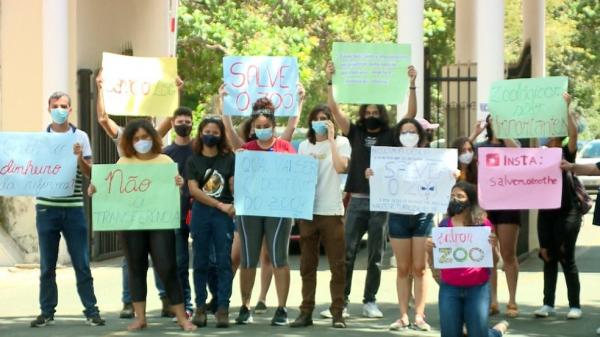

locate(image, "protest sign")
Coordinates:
234 151 317 219
489 76 569 138
369 147 457 213
0 132 77 197
223 56 299 116
432 226 493 269
477 147 562 210
332 42 411 104
101 52 178 117
91 163 180 231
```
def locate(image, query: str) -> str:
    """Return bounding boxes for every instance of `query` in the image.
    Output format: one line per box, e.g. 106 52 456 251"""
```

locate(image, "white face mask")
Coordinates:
133 139 153 154
458 152 474 164
399 132 419 148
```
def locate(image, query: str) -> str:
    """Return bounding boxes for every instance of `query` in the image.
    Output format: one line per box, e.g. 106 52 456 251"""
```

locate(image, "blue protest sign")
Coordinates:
223 56 299 116
234 151 318 219
0 132 77 197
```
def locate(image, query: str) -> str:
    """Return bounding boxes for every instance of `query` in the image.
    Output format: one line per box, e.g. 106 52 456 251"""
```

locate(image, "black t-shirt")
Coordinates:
344 123 394 194
163 143 193 198
539 145 576 214
186 152 235 203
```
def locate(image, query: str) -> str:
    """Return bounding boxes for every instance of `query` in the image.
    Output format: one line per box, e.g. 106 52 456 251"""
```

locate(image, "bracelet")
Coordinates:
327 80 332 86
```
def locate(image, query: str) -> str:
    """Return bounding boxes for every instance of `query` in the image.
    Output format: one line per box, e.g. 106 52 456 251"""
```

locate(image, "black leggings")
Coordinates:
537 207 582 308
121 230 184 305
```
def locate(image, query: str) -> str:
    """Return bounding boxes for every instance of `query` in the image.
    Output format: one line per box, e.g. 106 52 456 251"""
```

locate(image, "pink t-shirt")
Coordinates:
241 138 296 153
440 218 494 287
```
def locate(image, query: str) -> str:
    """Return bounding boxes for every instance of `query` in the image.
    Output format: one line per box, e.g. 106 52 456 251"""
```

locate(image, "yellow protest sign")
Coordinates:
101 52 178 117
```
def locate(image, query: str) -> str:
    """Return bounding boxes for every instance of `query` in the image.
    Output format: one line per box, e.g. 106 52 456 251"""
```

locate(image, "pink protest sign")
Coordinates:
477 147 562 210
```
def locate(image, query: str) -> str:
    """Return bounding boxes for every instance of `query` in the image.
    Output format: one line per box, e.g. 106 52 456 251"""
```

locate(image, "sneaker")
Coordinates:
254 300 267 314
290 311 313 328
119 303 134 319
321 307 349 318
534 305 555 318
235 305 253 324
389 318 410 331
86 314 106 326
332 315 346 328
492 320 510 336
566 307 582 319
192 307 207 327
362 302 383 318
413 315 431 331
30 315 54 327
271 306 288 326
215 308 230 328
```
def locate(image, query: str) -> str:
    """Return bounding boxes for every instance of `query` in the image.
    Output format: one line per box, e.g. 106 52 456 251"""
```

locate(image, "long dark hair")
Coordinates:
394 118 427 147
120 119 163 157
448 181 487 225
452 137 478 184
356 104 390 131
306 104 337 144
192 117 232 155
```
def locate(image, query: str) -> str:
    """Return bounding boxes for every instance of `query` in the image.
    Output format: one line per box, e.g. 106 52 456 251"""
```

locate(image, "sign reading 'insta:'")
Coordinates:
477 147 563 210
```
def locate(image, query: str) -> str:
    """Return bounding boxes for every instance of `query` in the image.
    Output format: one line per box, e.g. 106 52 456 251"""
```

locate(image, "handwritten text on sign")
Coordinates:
101 52 178 117
91 164 180 231
223 56 299 116
332 42 411 104
0 132 77 197
432 227 493 269
477 147 562 210
234 151 317 219
369 147 457 213
489 76 569 138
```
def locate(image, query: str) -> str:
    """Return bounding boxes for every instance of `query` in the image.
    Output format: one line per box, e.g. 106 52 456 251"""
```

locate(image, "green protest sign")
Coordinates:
91 163 180 231
489 76 569 139
332 42 411 104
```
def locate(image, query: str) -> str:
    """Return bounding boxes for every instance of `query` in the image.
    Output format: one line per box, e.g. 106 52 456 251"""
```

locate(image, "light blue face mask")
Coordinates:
311 121 328 135
50 108 69 124
254 128 273 141
133 139 153 154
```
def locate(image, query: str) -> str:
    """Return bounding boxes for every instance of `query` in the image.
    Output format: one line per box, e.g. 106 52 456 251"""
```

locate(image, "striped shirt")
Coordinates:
36 124 92 207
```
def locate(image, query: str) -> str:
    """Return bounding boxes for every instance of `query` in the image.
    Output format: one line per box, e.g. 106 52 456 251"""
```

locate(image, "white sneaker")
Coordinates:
362 302 383 318
319 308 349 319
534 305 555 317
566 307 582 319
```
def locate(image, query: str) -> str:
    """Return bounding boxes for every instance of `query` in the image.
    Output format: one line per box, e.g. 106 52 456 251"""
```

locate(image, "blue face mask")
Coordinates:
311 121 328 135
50 108 69 124
133 139 153 154
254 128 273 141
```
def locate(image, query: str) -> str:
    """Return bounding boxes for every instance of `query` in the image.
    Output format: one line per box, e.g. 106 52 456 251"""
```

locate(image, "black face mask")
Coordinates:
174 124 192 137
202 134 221 147
447 198 470 216
364 116 382 130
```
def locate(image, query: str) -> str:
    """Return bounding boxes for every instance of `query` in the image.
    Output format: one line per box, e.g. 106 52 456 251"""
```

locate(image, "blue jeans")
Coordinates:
190 202 234 310
35 205 99 317
439 281 501 337
175 227 193 311
122 258 165 304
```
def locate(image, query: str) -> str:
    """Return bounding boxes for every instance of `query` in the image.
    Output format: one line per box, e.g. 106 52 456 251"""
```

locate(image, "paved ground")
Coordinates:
1 213 600 337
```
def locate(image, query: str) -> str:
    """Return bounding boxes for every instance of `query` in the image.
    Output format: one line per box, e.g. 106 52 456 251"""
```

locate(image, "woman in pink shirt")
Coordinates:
428 181 508 337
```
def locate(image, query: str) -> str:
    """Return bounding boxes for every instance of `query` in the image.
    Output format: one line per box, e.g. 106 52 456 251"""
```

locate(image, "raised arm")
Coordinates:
562 161 600 175
218 84 245 150
326 61 350 136
95 70 121 139
400 65 417 120
281 83 305 141
469 120 486 143
327 121 349 173
156 76 184 137
564 93 577 154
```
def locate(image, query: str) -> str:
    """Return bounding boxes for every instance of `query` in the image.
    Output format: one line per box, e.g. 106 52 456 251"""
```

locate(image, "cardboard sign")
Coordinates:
101 52 179 117
477 147 562 210
91 163 180 231
223 56 299 116
234 151 317 219
0 132 77 197
369 147 457 213
332 42 411 104
432 226 493 269
489 76 569 138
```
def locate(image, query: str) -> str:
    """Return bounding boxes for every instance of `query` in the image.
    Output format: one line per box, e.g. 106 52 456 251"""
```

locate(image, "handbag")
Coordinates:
566 171 593 215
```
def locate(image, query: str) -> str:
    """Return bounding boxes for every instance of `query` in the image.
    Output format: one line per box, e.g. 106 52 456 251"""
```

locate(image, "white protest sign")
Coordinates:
432 226 493 269
369 147 457 213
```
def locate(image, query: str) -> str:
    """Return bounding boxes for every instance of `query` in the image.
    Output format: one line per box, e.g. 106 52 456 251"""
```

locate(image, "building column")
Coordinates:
476 0 505 120
522 0 545 77
455 0 476 63
397 0 424 120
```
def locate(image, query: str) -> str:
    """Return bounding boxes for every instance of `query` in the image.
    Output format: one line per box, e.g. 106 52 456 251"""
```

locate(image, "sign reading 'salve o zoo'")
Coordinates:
332 42 411 104
489 76 569 139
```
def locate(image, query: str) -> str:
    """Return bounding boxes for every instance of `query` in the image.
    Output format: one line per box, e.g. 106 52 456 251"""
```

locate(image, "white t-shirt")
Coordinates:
299 136 351 216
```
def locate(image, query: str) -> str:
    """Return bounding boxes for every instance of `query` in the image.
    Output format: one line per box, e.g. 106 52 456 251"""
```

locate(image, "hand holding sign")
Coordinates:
432 226 494 269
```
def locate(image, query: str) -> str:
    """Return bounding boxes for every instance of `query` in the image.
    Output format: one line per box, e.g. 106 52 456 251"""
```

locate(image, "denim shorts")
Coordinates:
388 213 434 239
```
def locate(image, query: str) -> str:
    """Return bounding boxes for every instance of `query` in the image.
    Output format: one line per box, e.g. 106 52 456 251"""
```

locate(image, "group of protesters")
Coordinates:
28 58 595 337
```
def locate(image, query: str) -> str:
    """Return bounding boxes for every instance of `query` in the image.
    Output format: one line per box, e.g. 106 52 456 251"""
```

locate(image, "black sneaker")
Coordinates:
254 300 267 314
271 307 288 326
30 315 54 327
235 306 253 324
119 303 134 319
86 314 106 326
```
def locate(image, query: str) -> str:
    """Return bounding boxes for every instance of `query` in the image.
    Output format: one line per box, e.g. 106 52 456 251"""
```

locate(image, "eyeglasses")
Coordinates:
203 114 222 121
252 109 274 117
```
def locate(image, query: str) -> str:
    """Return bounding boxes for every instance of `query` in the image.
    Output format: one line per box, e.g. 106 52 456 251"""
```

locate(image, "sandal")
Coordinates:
506 304 519 318
489 303 500 316
413 315 431 331
389 317 410 331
